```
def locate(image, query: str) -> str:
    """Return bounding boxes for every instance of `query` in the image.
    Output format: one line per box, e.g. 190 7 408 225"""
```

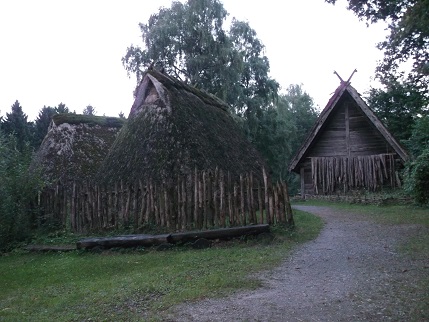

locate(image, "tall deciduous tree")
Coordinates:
122 0 279 119
326 0 429 94
1 100 32 152
367 78 428 142
254 85 317 187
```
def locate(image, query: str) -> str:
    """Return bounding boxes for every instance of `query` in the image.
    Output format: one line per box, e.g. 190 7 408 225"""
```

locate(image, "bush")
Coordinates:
405 148 429 205
0 134 44 251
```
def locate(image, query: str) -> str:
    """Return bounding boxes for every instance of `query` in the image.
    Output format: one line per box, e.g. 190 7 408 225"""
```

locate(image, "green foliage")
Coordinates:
252 85 317 192
404 115 429 157
405 148 429 205
82 105 96 116
0 210 322 321
33 106 57 148
1 100 33 152
327 0 429 94
368 78 428 141
122 0 279 117
0 133 44 251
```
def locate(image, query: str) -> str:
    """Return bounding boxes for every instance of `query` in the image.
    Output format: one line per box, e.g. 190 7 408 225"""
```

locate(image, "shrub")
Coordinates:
405 148 429 205
0 133 44 251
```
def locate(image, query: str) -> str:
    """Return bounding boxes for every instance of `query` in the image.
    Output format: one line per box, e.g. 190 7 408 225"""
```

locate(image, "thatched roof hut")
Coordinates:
97 70 268 185
288 80 408 197
32 114 125 184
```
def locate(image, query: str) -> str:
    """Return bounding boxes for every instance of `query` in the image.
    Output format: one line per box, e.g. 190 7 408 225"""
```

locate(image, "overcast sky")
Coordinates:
0 0 387 121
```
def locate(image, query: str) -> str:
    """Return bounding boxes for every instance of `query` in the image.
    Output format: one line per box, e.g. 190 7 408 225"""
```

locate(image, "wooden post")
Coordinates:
220 169 225 227
249 172 255 224
227 172 232 226
240 174 245 226
233 183 238 226
203 171 208 229
282 181 294 226
257 180 263 224
263 168 270 225
194 168 199 227
198 172 204 229
71 182 77 231
273 183 279 224
213 168 219 227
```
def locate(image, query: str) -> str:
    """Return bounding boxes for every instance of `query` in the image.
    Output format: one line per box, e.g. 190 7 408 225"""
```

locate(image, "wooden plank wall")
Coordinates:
306 94 394 158
38 168 294 233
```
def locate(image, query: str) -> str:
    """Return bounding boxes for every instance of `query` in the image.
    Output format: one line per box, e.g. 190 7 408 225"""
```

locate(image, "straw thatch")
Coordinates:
32 114 125 184
97 70 268 185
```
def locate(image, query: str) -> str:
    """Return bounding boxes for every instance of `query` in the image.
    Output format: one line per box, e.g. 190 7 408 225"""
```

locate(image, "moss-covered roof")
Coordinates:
32 114 125 184
98 70 268 185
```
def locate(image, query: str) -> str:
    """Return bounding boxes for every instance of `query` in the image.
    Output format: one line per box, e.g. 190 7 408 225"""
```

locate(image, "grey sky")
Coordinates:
0 0 387 121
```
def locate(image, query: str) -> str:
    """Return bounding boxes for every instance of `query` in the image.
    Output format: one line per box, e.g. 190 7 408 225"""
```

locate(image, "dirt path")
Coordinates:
167 205 428 321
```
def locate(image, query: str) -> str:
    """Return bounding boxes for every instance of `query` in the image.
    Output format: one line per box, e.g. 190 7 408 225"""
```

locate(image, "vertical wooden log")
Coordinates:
219 169 225 227
203 171 207 229
249 172 255 224
86 182 92 230
273 183 279 224
257 179 264 224
282 181 294 226
163 186 169 228
207 171 213 227
154 183 160 226
71 182 77 231
146 181 153 224
132 182 138 229
233 183 238 226
227 172 232 226
245 173 255 224
194 168 199 228
181 177 186 230
139 180 145 227
240 174 245 226
263 168 271 225
213 168 219 227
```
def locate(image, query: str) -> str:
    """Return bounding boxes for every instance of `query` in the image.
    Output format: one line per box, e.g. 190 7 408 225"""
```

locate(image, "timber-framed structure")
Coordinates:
289 77 408 197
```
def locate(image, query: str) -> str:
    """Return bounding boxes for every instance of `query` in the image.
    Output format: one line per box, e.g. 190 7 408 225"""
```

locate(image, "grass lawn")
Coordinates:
0 209 322 321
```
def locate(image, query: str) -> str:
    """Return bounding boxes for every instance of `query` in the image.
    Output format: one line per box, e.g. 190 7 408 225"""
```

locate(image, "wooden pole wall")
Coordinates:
37 168 294 233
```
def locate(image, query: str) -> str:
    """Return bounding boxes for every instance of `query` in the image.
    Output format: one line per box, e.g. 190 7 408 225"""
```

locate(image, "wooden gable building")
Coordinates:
289 80 408 197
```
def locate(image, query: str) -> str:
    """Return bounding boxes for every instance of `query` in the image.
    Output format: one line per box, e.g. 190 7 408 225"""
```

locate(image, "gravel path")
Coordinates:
167 205 428 321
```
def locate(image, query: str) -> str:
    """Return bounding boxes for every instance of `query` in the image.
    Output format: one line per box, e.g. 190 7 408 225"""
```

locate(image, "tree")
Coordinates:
33 106 57 148
0 132 44 250
326 0 429 94
1 100 32 152
405 115 429 158
83 105 96 115
55 102 70 114
122 0 278 118
118 111 126 119
253 85 317 189
367 78 428 142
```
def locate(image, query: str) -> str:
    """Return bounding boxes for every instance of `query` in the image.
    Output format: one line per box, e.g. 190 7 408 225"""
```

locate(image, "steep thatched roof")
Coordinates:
32 114 125 184
97 70 268 185
288 81 409 173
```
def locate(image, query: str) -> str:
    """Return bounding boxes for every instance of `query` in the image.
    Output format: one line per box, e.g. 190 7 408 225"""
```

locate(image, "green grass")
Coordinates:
0 210 323 321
